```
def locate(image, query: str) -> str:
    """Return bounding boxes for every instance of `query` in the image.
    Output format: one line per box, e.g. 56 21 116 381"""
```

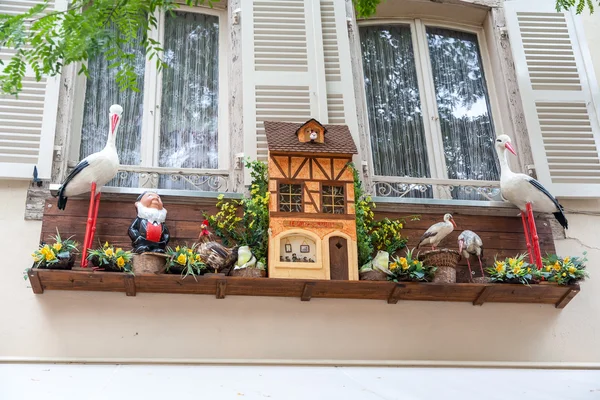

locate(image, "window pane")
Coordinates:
426 27 500 196
81 26 145 187
322 185 345 214
159 11 220 190
360 25 431 180
279 184 303 213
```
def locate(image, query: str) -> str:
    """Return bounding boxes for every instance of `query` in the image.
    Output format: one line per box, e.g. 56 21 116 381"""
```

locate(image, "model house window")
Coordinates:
322 185 345 214
78 6 226 190
360 22 500 199
279 183 303 212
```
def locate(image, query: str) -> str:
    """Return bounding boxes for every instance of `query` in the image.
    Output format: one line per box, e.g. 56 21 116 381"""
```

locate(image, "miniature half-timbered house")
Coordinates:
264 119 359 280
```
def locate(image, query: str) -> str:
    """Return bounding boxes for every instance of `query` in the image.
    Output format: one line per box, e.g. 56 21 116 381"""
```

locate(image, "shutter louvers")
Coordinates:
0 0 62 180
319 0 359 141
242 0 327 165
505 0 600 197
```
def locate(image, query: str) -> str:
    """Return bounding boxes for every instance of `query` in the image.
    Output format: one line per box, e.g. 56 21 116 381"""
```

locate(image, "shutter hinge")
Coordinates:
526 164 536 178
232 8 241 25
499 27 508 40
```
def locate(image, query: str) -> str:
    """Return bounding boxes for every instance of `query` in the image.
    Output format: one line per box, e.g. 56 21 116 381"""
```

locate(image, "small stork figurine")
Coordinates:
458 230 484 282
495 135 568 270
56 104 123 267
417 213 456 250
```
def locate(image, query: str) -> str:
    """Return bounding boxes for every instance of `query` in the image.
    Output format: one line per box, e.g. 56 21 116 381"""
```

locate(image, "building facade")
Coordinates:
1 0 600 365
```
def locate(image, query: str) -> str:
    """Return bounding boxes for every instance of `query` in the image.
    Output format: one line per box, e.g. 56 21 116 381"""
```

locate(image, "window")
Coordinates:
76 6 227 190
322 185 345 214
279 183 303 212
360 21 500 200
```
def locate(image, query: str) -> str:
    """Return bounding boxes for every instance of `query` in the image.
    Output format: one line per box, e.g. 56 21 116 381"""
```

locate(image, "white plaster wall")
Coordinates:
1 5 600 366
0 179 599 364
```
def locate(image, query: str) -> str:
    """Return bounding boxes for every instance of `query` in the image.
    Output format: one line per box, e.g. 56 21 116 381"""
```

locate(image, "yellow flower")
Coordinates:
399 257 409 270
116 256 125 268
568 266 576 274
116 248 123 254
545 265 552 272
175 246 180 252
512 266 521 274
413 260 419 265
527 267 531 273
176 253 187 265
45 251 56 262
40 245 51 256
52 243 62 252
518 261 524 268
31 253 42 262
563 257 570 264
195 254 202 262
562 272 567 277
508 258 516 267
495 261 505 273
553 262 561 271
188 249 193 255
104 241 109 248
389 262 398 271
104 248 114 257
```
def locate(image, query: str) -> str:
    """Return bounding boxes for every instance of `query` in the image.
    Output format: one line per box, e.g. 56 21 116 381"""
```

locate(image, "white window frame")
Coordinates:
68 4 229 184
359 18 505 200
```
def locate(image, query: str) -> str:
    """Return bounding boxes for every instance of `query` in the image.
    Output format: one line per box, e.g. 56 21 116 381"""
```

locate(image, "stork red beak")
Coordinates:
111 114 120 134
451 218 457 228
505 142 517 156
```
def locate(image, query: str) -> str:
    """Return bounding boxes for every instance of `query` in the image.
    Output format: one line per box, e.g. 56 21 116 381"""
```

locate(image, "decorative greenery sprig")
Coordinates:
87 241 133 272
537 253 588 285
207 159 269 265
31 230 79 268
389 248 436 282
166 244 206 278
371 218 408 256
486 254 535 285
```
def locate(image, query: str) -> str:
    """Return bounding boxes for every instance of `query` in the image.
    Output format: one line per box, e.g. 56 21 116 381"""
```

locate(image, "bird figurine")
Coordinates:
495 135 568 270
198 219 215 243
194 221 239 273
417 213 457 250
458 230 484 282
56 104 123 267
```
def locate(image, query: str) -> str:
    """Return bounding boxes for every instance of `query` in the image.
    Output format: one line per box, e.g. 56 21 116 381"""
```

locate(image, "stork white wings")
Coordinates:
505 0 600 197
0 0 65 180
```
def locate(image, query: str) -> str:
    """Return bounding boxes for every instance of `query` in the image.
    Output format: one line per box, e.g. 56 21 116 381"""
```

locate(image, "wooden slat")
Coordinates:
473 285 493 306
27 268 43 294
124 274 136 297
30 269 580 307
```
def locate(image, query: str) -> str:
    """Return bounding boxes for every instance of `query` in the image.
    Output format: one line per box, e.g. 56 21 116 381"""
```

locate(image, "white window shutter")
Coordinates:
505 0 600 197
0 0 64 180
319 0 359 142
241 0 327 166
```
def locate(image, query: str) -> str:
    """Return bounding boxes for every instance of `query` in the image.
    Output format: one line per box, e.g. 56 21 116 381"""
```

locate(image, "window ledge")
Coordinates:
28 269 580 308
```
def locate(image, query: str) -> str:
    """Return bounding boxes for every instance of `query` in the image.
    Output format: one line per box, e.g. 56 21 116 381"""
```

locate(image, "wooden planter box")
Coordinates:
27 268 579 308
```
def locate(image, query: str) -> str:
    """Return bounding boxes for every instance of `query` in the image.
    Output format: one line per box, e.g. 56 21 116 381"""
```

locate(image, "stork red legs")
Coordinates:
520 204 543 270
81 183 102 268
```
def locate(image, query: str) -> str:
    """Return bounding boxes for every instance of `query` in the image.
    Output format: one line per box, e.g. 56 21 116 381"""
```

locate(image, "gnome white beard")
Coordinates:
136 203 167 224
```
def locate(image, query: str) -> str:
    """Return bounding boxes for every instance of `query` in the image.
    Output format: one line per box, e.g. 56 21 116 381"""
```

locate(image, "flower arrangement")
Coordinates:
31 230 78 269
537 253 588 285
389 248 436 282
87 242 133 272
351 164 417 268
207 159 269 266
166 244 206 278
486 254 535 285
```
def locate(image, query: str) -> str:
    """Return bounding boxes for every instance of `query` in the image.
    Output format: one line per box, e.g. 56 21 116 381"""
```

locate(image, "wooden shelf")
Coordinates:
27 268 580 308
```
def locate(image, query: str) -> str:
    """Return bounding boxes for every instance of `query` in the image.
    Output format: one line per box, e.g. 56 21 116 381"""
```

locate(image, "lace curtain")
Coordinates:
158 11 220 190
360 24 500 200
80 26 146 187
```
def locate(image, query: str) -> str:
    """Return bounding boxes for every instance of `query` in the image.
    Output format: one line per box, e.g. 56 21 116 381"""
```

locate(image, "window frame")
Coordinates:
68 4 229 183
277 181 304 213
321 183 346 215
358 18 505 200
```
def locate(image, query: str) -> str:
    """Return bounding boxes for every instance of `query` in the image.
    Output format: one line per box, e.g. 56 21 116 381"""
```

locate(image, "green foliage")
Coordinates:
537 253 588 285
371 218 408 256
351 163 375 266
165 244 206 278
0 0 217 95
87 241 133 272
207 159 269 265
486 254 535 285
353 0 383 18
31 229 78 268
555 0 597 14
389 248 436 282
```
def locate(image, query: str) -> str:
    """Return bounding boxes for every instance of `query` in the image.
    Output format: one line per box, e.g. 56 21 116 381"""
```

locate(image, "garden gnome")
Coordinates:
128 191 170 253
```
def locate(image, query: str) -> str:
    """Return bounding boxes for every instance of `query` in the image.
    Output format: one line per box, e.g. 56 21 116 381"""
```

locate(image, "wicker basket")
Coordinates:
132 253 169 274
359 270 388 281
419 249 461 284
230 268 267 278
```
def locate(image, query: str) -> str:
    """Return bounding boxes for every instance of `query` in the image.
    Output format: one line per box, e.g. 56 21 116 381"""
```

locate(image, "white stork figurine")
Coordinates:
495 134 568 270
458 230 484 282
417 213 457 250
56 104 123 267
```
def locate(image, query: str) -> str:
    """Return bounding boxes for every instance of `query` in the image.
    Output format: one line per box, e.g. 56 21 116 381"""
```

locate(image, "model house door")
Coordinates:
329 237 348 280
